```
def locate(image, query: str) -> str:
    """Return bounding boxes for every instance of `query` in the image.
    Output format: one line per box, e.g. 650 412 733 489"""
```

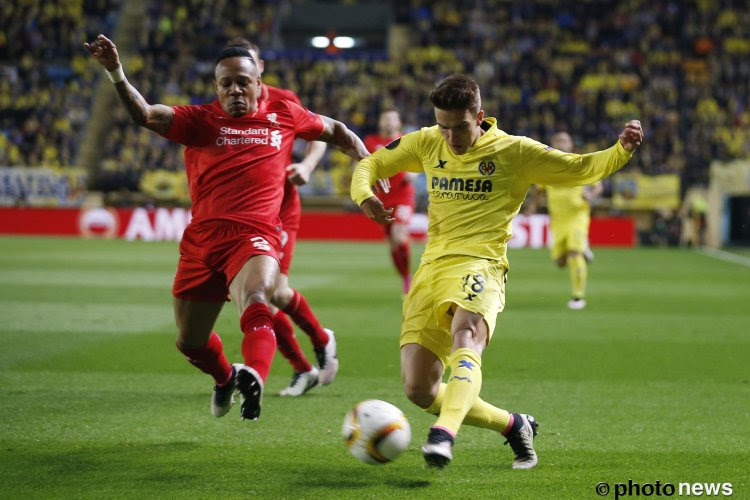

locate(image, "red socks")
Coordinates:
283 290 329 349
273 310 313 373
390 242 411 291
176 331 233 386
239 303 277 382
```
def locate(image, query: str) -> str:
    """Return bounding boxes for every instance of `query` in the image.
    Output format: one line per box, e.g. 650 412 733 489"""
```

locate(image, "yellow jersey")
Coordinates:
351 118 632 269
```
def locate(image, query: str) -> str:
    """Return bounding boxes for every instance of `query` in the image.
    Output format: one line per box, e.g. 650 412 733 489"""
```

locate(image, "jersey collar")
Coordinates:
459 117 499 155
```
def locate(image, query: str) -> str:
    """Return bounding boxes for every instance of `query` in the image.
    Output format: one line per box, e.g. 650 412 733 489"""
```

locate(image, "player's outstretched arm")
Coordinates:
318 116 369 162
84 34 173 134
522 120 644 186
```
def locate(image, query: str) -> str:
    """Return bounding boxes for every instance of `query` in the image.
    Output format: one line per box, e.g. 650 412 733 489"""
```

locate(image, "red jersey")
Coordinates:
260 83 304 231
364 134 416 208
160 99 324 229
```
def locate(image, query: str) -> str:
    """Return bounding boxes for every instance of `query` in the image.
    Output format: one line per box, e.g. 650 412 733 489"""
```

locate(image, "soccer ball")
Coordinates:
342 399 411 465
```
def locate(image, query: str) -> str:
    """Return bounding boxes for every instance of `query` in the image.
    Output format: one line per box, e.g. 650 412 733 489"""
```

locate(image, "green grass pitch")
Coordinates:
0 236 748 499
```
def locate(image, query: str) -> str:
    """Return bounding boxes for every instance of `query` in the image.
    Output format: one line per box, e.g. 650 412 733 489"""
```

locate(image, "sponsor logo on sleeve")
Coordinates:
385 138 401 150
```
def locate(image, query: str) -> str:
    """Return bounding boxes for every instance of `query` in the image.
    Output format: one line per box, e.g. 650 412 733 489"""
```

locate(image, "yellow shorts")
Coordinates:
400 255 506 365
550 214 590 261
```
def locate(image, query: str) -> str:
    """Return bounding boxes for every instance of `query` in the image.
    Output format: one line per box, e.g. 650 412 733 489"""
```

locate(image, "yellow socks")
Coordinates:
426 382 512 433
465 397 513 432
569 253 587 299
433 348 483 436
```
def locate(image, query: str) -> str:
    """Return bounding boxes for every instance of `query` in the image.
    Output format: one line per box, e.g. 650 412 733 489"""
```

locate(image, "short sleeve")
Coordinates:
285 101 325 141
280 90 303 107
159 105 209 146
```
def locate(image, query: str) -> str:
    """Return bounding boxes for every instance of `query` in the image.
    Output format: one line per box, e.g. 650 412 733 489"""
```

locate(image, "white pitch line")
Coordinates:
697 247 750 268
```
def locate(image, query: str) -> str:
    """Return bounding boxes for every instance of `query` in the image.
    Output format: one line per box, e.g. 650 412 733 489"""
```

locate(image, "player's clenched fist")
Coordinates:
360 196 395 225
84 34 121 71
618 120 644 152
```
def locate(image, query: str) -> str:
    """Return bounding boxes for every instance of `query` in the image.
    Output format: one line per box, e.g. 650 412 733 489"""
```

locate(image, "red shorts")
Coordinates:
172 220 281 302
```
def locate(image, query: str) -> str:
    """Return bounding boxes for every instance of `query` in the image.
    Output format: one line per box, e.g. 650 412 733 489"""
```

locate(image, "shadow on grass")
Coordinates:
292 467 431 491
6 442 202 484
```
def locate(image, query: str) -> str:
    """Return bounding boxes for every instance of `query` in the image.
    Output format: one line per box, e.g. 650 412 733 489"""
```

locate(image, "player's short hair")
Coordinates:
429 75 481 113
215 39 258 66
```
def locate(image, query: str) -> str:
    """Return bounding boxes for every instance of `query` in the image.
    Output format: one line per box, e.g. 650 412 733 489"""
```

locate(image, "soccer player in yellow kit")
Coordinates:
543 131 603 310
351 75 643 469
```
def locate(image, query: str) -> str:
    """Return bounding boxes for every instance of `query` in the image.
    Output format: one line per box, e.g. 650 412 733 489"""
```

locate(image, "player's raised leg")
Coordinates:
173 298 235 417
421 307 486 466
401 308 538 468
229 254 280 421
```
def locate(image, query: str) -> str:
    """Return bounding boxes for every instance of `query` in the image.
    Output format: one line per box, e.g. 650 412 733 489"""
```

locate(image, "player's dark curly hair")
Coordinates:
429 75 481 113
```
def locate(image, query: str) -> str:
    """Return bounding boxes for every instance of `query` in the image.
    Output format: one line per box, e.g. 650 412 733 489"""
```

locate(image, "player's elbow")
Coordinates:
331 119 351 142
127 110 148 127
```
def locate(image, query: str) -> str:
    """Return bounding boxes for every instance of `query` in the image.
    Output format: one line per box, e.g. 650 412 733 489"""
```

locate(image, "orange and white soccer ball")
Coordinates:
342 399 411 465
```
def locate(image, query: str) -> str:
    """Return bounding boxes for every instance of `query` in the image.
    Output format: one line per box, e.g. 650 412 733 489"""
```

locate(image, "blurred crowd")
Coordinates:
2 0 750 202
0 0 120 167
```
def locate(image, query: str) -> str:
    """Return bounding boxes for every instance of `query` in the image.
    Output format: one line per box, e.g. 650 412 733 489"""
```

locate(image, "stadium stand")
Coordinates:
0 0 121 167
2 1 749 210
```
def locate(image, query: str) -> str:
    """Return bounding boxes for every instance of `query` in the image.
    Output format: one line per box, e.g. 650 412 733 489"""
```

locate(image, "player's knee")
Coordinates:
402 381 435 409
248 290 270 305
237 288 271 310
271 285 294 309
452 327 487 352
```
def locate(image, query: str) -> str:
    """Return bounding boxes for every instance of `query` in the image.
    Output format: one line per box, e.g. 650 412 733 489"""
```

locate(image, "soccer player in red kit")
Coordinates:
242 40 338 396
84 35 369 421
364 110 417 293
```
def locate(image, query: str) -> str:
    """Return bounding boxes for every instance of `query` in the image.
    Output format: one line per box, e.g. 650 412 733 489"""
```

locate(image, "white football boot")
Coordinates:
233 363 264 421
279 366 319 397
315 329 339 385
210 365 236 417
567 298 586 310
421 427 454 468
